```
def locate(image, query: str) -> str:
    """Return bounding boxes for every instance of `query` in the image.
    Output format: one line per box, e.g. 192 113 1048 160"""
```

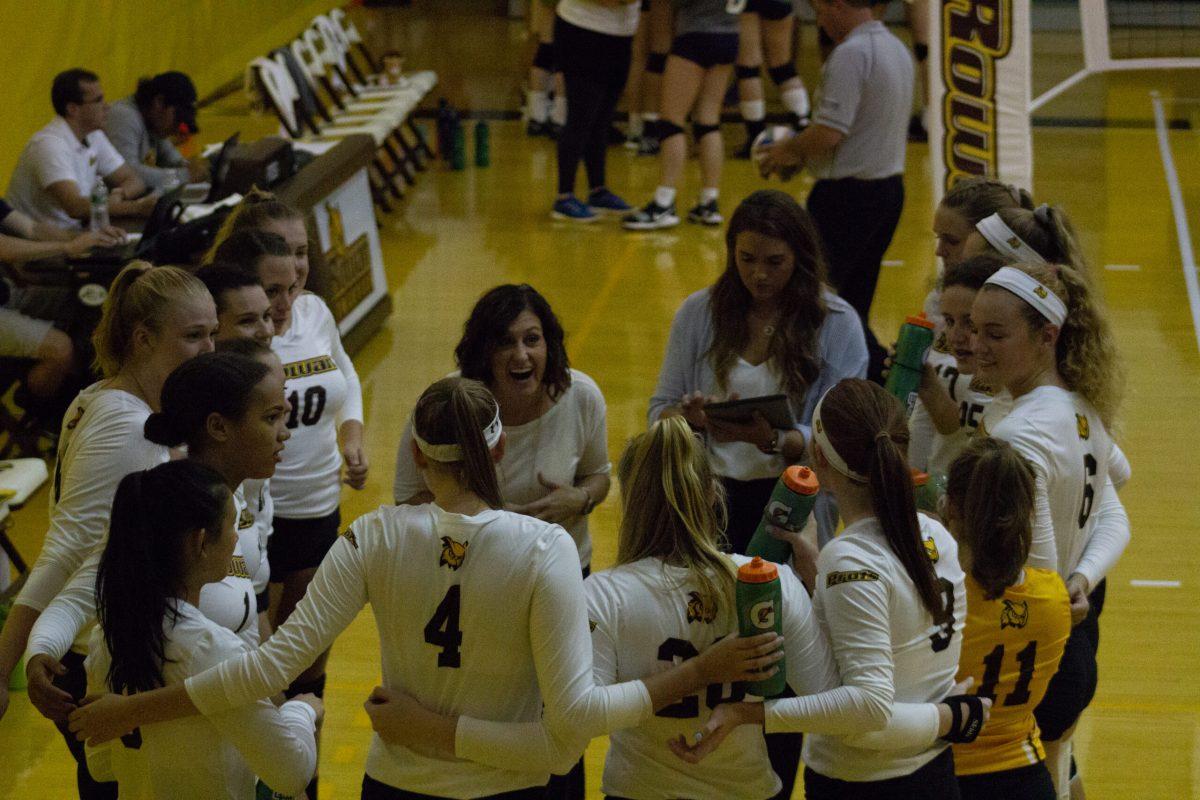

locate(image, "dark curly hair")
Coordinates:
454 284 571 400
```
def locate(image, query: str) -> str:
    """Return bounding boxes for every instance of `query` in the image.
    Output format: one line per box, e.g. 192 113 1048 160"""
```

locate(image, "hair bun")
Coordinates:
142 412 180 447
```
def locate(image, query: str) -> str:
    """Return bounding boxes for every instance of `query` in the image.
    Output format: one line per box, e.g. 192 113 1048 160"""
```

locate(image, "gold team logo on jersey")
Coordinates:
933 331 950 354
1076 414 1090 440
826 570 880 587
340 529 358 549
968 375 996 396
686 591 717 624
588 619 597 633
924 537 940 564
282 355 337 380
228 555 251 580
1000 598 1030 629
237 507 255 530
440 536 468 570
65 406 85 431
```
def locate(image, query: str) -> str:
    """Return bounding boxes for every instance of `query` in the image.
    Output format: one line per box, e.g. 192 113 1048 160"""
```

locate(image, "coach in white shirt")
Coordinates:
5 68 159 228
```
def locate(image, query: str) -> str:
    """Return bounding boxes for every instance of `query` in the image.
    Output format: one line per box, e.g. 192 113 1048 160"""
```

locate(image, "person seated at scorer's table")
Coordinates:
105 71 211 191
5 68 159 228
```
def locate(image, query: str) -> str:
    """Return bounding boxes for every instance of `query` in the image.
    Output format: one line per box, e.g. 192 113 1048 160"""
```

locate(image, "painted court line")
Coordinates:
1151 91 1200 354
1130 579 1182 588
882 260 904 267
1104 264 1141 271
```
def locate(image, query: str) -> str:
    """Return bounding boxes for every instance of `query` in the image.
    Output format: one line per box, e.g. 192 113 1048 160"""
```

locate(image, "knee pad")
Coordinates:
767 62 798 86
533 42 556 72
657 119 686 141
692 122 720 141
735 64 762 81
646 51 668 74
913 43 929 62
285 673 327 700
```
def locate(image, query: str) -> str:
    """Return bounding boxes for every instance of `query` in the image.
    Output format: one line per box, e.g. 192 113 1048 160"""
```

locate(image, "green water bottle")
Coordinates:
736 556 786 698
746 466 820 564
450 123 466 171
255 780 294 799
911 469 946 514
474 120 490 167
885 313 936 415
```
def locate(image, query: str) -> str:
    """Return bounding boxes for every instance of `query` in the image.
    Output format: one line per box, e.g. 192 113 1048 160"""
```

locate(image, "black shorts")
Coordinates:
958 762 1056 800
1033 581 1105 741
269 509 340 578
361 774 544 799
805 748 961 800
745 0 794 21
671 32 740 69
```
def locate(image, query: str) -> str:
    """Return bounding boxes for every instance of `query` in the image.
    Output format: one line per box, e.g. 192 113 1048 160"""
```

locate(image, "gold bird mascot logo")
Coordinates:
440 536 468 570
686 591 716 624
924 537 940 564
1000 599 1030 629
1076 414 1090 440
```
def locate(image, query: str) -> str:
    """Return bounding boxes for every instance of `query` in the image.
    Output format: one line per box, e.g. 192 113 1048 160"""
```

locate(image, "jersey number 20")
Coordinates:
654 637 746 719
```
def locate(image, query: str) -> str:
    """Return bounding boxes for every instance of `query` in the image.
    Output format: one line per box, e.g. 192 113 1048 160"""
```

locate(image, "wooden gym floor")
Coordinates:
3 3 1200 797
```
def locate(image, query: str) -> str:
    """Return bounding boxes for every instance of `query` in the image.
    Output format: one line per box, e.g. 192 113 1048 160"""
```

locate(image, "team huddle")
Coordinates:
0 174 1128 800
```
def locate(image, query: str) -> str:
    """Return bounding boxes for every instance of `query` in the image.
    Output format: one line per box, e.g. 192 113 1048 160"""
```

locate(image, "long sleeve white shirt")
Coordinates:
16 383 168 614
183 504 649 798
84 601 316 799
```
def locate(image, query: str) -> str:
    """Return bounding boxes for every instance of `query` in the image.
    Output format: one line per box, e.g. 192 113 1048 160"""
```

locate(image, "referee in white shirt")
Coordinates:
757 0 913 382
5 69 159 228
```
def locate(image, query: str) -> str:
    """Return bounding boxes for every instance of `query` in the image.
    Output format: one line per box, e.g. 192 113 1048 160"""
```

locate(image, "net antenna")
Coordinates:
1033 0 1200 112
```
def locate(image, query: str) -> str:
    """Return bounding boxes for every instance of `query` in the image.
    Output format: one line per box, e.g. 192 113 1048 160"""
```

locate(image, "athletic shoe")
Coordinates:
637 136 660 156
624 134 642 151
551 196 599 222
623 201 679 230
546 121 563 140
687 200 723 226
733 138 754 160
588 188 632 214
908 114 928 143
526 119 549 137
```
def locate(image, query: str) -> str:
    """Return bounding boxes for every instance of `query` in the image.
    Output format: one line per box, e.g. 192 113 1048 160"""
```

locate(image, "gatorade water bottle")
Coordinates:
885 313 936 415
474 120 490 167
746 466 820 564
451 122 466 171
736 557 786 698
911 469 945 514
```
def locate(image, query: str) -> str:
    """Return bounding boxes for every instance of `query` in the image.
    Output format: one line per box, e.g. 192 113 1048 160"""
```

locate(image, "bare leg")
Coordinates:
26 328 73 400
694 64 734 194
763 14 809 123
658 56 705 191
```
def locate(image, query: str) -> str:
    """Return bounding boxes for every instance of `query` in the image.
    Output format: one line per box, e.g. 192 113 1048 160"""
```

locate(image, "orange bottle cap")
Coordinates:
782 465 820 496
910 468 929 486
905 312 936 330
738 556 779 584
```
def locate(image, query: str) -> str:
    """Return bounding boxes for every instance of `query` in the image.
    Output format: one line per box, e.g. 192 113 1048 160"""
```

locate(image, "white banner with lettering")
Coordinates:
308 168 387 335
928 0 1032 204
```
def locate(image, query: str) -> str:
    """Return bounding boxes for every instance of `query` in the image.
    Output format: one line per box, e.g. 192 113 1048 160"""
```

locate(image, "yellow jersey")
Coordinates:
953 567 1071 775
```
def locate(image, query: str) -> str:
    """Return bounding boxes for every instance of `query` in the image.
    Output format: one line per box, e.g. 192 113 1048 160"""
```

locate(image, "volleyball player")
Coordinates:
674 379 977 800
972 262 1131 799
0 263 213 798
25 351 288 680
526 0 565 138
732 0 811 158
195 262 274 348
84 460 320 799
628 0 674 155
624 0 739 229
67 376 782 798
965 204 1090 278
208 190 313 292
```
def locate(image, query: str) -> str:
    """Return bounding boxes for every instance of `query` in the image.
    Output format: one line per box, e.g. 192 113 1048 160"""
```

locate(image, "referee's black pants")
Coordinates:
807 175 905 383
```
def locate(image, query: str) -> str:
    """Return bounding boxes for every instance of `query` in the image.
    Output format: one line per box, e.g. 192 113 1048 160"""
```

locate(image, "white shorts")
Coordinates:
0 307 53 359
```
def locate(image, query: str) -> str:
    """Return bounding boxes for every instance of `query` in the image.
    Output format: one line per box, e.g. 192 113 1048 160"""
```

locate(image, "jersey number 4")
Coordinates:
286 386 327 429
977 641 1038 706
654 637 746 719
424 586 462 668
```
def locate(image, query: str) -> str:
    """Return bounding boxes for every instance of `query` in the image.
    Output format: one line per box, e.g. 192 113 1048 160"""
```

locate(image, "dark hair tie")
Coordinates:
875 431 891 444
1033 204 1053 227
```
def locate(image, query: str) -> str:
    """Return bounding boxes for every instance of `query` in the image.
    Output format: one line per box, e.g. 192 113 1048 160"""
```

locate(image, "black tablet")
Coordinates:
703 394 796 429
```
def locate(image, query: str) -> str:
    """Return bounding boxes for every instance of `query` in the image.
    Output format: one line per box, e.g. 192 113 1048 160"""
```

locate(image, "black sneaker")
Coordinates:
623 200 679 230
526 119 548 137
637 136 660 156
908 114 928 143
546 121 563 140
687 200 723 226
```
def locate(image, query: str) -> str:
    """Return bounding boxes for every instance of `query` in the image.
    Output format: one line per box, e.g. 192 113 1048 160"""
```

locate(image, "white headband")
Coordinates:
984 266 1068 327
975 213 1048 266
412 405 503 462
812 391 867 483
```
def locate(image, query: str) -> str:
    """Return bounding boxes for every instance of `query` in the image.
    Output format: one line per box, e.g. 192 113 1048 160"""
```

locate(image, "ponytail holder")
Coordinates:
1033 203 1053 227
812 390 867 482
874 431 890 444
412 404 503 463
984 266 1068 327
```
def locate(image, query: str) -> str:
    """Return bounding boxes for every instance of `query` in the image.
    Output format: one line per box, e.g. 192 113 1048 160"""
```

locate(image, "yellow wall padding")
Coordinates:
0 0 336 187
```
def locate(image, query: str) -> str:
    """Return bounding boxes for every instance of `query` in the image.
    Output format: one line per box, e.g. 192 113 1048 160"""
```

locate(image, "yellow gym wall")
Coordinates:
0 0 337 184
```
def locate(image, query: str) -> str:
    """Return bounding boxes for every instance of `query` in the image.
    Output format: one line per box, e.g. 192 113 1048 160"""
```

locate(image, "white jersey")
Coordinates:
84 601 317 799
393 369 611 568
27 489 261 660
271 293 363 518
983 386 1130 586
17 382 168 613
587 555 838 800
908 362 994 478
787 515 965 782
182 504 649 798
234 478 273 595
